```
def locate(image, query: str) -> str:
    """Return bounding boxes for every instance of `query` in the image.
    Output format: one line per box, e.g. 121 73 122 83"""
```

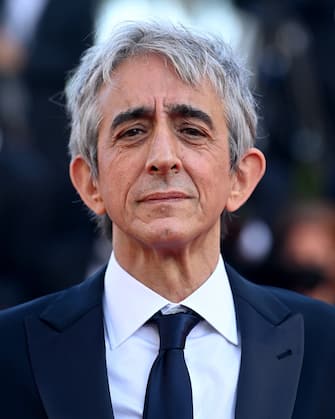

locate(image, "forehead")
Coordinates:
98 53 224 116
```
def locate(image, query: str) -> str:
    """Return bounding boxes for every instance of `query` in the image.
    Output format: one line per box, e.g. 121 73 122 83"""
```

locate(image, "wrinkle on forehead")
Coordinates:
100 53 210 102
97 53 226 136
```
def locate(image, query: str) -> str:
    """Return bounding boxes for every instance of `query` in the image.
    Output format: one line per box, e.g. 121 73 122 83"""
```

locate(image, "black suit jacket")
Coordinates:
1 265 335 418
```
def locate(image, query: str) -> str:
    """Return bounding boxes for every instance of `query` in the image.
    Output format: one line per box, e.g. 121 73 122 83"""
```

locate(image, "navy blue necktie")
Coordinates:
143 311 201 419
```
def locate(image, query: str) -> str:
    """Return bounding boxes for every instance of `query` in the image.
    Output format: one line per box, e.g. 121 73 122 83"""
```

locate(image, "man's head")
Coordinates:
67 20 265 247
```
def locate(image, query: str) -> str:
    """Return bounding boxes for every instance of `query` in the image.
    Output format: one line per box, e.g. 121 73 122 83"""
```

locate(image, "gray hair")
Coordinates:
66 20 258 237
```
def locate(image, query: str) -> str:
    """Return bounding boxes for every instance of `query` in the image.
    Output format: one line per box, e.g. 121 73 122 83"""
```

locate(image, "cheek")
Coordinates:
98 162 141 216
194 162 231 201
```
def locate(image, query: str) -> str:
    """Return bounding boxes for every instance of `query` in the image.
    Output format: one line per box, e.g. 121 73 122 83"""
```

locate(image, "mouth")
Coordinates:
139 191 190 203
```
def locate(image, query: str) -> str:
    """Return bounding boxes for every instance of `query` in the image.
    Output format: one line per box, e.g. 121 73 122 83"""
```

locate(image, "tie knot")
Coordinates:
152 311 201 350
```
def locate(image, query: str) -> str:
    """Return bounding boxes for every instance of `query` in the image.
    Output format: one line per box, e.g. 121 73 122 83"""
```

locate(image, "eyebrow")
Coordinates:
167 104 213 129
110 104 214 130
111 106 153 130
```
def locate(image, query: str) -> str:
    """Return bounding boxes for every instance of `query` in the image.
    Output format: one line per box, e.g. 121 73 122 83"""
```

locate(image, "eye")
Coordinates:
118 127 145 139
177 124 208 143
181 127 206 137
113 125 148 147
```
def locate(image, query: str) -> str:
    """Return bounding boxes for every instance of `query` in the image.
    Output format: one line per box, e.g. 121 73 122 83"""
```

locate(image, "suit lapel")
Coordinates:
25 269 114 419
227 266 304 419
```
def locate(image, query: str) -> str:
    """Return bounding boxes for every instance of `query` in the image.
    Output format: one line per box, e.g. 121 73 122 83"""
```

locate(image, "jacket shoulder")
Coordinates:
0 287 72 327
269 285 335 322
227 263 335 333
268 285 335 343
0 266 105 330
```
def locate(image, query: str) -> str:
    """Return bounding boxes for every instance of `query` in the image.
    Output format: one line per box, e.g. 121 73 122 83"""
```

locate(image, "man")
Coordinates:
1 20 335 419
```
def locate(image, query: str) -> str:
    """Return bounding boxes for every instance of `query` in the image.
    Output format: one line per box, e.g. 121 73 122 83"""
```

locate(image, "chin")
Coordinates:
139 220 200 251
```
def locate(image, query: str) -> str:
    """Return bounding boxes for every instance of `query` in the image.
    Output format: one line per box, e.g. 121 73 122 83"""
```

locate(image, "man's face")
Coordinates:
93 54 238 251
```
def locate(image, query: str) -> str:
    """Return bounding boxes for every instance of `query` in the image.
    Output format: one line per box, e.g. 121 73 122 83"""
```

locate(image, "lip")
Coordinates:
139 191 190 202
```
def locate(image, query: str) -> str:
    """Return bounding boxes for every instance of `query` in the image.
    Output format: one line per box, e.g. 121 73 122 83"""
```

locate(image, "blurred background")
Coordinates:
0 0 334 308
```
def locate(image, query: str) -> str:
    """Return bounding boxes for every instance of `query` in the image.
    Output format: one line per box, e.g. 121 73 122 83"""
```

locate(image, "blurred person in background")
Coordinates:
0 0 99 307
0 20 335 419
274 201 335 304
224 201 335 305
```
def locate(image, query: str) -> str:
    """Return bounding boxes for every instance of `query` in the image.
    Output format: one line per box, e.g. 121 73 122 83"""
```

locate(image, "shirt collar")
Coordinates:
103 252 238 349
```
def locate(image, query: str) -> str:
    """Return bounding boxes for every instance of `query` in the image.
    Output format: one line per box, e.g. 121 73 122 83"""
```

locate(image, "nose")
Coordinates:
145 127 182 175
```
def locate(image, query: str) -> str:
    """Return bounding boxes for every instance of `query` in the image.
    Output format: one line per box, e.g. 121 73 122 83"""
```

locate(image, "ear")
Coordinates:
226 148 266 212
69 156 106 215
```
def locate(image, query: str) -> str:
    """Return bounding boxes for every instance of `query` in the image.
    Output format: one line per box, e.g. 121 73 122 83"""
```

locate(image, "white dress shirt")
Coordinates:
103 252 241 419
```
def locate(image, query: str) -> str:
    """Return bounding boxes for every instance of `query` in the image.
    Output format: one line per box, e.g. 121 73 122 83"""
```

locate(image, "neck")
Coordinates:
112 227 221 302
